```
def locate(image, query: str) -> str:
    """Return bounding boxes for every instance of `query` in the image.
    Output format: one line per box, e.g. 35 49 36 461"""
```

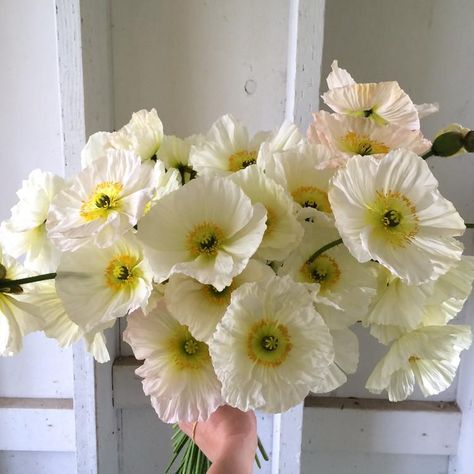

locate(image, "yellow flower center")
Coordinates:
80 181 124 221
366 190 419 247
300 254 341 293
105 254 142 292
202 284 233 306
292 186 332 213
350 108 387 126
338 131 390 156
409 355 421 364
167 325 210 370
228 150 257 172
246 319 292 367
187 222 224 258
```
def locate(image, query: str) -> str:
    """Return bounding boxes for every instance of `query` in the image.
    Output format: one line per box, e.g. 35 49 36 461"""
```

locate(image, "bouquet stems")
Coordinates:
165 425 269 474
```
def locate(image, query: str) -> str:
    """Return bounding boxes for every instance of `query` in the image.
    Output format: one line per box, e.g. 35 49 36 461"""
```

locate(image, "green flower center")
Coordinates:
301 254 341 294
382 209 401 227
247 319 292 367
366 190 419 247
167 326 210 371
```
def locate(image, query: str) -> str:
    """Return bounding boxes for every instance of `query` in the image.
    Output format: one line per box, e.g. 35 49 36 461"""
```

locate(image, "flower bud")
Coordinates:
431 131 465 157
463 131 474 153
432 124 470 157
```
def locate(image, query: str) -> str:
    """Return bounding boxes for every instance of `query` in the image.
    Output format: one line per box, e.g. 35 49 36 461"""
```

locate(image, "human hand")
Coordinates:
179 405 257 474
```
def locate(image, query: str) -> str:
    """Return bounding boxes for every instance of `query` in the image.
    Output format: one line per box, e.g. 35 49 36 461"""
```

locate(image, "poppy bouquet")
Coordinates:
1 61 473 473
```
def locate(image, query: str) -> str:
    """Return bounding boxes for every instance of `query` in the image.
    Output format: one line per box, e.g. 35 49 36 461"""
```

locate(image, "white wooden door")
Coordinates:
2 1 473 473
76 1 474 473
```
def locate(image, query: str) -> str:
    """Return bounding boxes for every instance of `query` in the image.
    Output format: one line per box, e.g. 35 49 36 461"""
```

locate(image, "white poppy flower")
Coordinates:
366 325 472 401
123 302 224 423
210 276 334 413
279 215 376 329
164 259 274 342
369 257 474 345
256 121 304 169
47 150 156 252
81 109 163 167
324 60 438 126
137 175 267 291
308 111 430 159
262 143 336 218
365 265 434 331
189 114 270 176
55 235 153 334
0 249 44 356
23 280 110 362
155 134 205 170
0 170 66 272
229 165 304 261
311 328 359 393
328 149 465 285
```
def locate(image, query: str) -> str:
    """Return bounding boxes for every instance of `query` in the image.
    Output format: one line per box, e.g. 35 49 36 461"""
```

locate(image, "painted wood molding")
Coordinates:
0 397 75 452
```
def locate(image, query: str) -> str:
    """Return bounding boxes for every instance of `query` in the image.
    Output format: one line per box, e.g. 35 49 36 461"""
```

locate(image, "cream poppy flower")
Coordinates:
189 114 269 176
210 276 334 413
23 280 110 362
0 249 44 356
47 150 155 251
369 257 474 345
262 143 336 218
328 149 465 285
164 259 274 342
137 175 267 291
366 325 472 401
81 109 163 167
365 265 434 331
279 215 377 329
55 235 153 334
123 302 224 423
322 63 419 130
155 134 205 170
308 111 430 159
0 170 66 272
229 165 304 261
311 328 359 393
324 60 438 126
255 121 304 169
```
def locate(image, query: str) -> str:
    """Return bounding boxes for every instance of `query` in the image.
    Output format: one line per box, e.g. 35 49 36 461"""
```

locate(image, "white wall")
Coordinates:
0 1 75 472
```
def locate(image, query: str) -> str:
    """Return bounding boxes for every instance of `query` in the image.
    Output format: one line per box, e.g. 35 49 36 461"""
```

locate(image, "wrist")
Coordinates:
208 450 254 474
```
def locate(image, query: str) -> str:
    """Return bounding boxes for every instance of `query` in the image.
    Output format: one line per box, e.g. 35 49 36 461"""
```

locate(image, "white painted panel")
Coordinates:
111 0 290 137
0 333 73 398
0 0 64 220
303 398 460 456
0 451 76 474
300 451 448 474
0 398 75 452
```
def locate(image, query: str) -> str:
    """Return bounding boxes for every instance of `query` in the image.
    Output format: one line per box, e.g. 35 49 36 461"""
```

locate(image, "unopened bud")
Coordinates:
463 131 474 153
431 131 465 157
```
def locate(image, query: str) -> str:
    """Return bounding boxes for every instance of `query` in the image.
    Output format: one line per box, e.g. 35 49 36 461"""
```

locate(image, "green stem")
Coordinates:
306 238 343 264
0 272 57 290
422 149 434 160
466 223 474 229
